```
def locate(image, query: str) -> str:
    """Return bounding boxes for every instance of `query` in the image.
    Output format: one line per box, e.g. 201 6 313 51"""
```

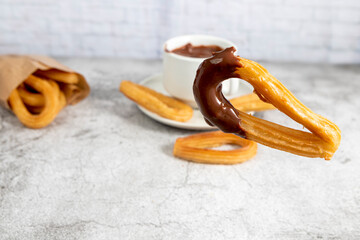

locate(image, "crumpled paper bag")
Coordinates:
0 55 90 108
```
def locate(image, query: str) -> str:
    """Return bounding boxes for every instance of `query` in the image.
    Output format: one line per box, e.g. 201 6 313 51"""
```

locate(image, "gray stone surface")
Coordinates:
0 59 359 240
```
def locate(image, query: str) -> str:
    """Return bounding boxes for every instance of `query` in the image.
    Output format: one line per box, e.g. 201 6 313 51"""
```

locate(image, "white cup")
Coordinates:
163 35 240 107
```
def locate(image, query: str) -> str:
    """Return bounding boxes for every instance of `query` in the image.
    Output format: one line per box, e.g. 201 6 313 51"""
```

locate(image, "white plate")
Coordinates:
138 74 253 130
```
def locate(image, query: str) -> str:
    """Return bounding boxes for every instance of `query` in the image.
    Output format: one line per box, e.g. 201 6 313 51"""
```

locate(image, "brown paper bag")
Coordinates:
0 55 90 109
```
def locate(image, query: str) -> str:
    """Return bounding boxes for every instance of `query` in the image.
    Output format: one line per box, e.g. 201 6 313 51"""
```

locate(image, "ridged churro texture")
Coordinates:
173 131 257 165
7 69 85 129
235 57 341 160
120 81 193 122
8 75 67 129
230 93 275 112
193 47 341 160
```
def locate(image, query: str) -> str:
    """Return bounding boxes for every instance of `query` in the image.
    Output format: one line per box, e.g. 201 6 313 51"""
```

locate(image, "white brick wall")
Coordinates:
0 0 359 63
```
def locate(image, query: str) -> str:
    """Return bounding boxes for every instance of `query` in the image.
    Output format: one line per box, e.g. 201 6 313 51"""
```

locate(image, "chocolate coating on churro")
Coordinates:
193 47 245 135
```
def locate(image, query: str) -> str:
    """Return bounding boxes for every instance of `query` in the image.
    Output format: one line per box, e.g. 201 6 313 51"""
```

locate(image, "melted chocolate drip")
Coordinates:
193 47 245 136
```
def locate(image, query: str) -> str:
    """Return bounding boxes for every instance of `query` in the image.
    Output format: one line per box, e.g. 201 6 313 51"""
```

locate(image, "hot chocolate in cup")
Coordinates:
163 35 240 108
